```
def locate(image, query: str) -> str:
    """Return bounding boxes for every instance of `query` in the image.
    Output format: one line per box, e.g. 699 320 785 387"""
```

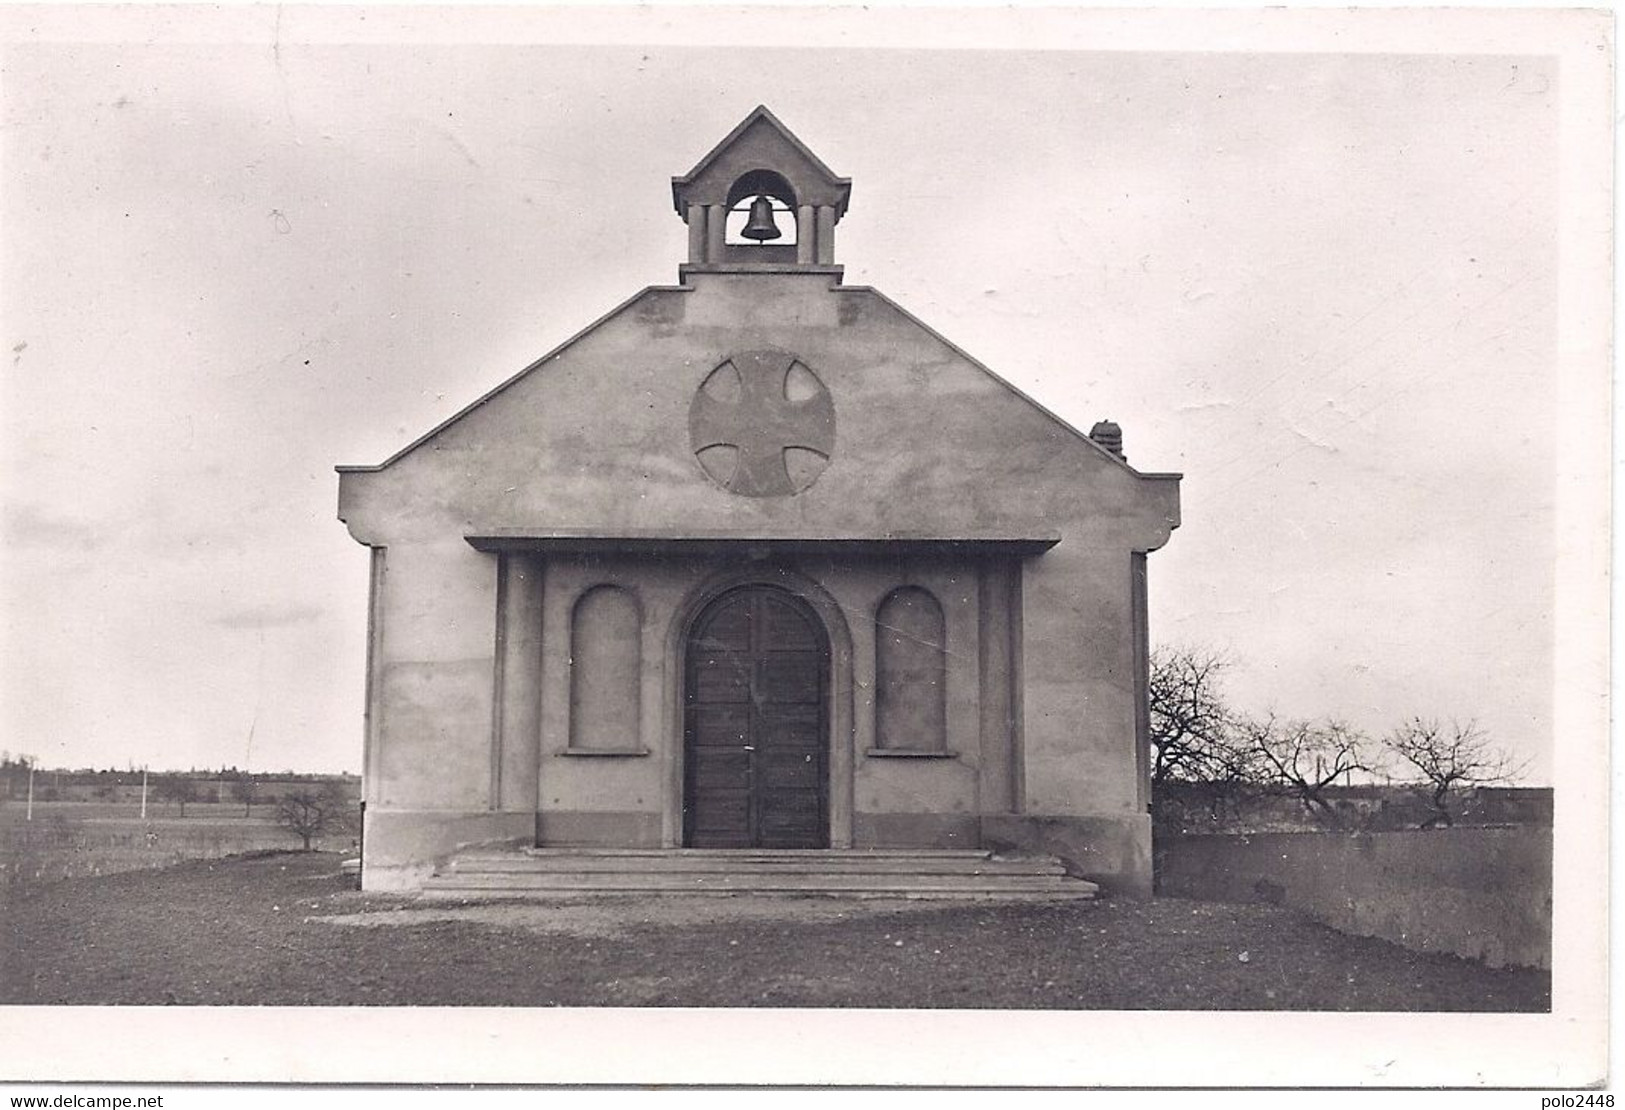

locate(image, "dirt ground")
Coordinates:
0 851 1549 1010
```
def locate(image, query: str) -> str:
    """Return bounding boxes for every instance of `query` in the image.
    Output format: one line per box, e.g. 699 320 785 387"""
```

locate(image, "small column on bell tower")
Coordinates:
815 206 836 265
686 204 707 264
796 206 815 264
705 204 727 263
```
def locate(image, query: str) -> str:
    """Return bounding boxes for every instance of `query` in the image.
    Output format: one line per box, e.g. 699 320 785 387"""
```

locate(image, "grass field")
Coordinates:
0 851 1551 1010
0 800 356 885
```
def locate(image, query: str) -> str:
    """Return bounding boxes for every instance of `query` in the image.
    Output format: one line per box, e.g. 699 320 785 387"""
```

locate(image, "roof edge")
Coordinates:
670 105 852 215
841 284 1180 480
334 281 691 473
336 278 1186 481
466 533 1062 558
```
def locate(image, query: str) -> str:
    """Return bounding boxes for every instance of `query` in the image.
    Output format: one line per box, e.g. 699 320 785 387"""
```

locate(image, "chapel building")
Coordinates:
336 107 1181 895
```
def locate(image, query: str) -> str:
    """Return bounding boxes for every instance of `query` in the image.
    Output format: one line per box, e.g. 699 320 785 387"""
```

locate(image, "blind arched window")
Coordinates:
569 585 641 751
875 587 947 752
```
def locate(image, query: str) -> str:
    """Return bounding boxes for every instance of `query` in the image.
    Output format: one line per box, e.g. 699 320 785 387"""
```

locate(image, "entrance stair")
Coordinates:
420 848 1098 900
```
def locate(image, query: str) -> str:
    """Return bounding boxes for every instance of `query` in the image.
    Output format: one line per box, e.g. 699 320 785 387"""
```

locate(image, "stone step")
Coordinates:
526 851 994 871
424 847 1097 900
422 887 1092 903
447 853 1066 877
421 869 1096 898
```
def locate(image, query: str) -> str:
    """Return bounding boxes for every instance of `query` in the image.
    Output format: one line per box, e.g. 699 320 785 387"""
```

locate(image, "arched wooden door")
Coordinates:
684 586 829 848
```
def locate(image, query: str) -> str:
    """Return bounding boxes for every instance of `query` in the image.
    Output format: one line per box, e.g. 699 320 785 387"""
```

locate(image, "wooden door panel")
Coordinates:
760 597 821 650
689 704 749 746
759 656 822 703
759 790 822 816
690 748 750 788
756 703 820 733
689 798 751 846
685 587 828 849
690 794 750 826
759 701 820 723
698 602 752 644
757 800 823 847
755 724 820 755
756 750 823 789
691 653 751 702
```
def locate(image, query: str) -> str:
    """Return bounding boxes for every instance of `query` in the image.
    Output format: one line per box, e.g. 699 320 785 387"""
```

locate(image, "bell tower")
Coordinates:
671 106 852 271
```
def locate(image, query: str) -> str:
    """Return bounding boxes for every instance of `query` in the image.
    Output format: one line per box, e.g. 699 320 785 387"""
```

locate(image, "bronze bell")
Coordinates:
740 196 782 241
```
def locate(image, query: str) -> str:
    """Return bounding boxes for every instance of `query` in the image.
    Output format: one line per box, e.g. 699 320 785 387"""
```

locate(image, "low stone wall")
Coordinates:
1158 827 1552 969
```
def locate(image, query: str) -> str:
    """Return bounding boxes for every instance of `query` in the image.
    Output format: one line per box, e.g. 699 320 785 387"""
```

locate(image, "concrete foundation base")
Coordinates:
854 812 980 849
979 813 1153 898
363 808 1152 895
537 810 662 847
361 809 535 892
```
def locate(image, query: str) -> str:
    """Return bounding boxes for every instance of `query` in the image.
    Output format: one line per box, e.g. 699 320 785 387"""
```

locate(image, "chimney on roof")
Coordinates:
1089 420 1126 461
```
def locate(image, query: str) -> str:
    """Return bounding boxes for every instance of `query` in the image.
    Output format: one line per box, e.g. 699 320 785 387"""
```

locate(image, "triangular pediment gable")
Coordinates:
671 106 851 216
336 282 1165 481
336 278 1180 555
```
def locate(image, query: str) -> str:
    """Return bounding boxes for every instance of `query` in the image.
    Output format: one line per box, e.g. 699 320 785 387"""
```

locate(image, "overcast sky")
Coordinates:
0 10 1583 781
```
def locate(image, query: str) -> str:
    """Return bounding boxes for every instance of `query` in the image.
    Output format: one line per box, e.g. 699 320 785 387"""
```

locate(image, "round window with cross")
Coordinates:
688 350 836 497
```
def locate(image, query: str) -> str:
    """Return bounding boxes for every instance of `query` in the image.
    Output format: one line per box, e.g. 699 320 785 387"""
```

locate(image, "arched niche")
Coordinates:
568 585 642 752
875 586 948 752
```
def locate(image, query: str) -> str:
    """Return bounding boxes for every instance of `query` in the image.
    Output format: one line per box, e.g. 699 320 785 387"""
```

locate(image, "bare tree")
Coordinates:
276 784 357 851
276 791 334 850
1245 714 1371 828
231 777 260 817
154 774 196 818
1147 645 1277 832
1381 716 1525 828
1149 646 1242 786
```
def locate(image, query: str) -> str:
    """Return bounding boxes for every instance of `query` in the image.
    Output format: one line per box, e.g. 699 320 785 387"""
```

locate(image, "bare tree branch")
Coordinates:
275 787 354 851
1149 645 1256 786
1243 714 1371 828
1381 716 1526 827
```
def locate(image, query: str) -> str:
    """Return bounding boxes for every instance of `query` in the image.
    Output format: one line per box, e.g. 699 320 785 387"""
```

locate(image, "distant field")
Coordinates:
0 800 357 885
0 800 266 824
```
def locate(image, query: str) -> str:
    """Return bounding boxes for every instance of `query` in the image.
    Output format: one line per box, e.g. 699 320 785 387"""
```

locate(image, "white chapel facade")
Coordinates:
337 107 1181 894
